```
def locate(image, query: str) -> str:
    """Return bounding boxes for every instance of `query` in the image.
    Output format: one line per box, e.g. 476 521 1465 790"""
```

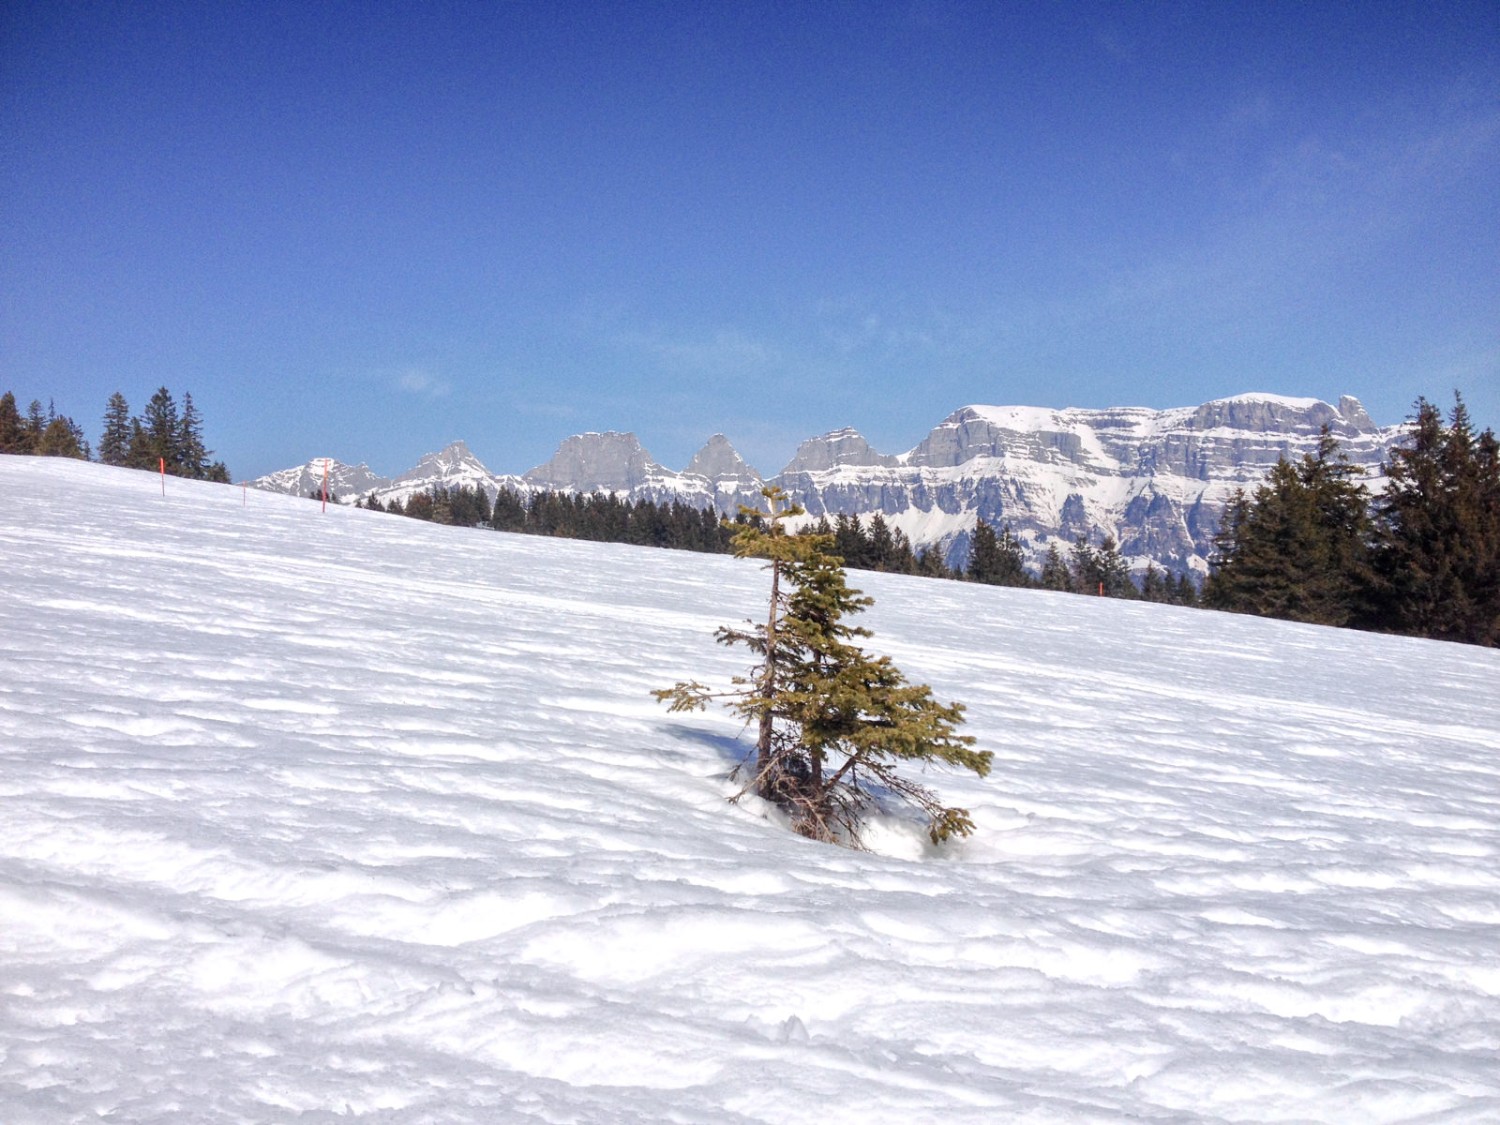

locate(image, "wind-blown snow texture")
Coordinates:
3 457 1498 1124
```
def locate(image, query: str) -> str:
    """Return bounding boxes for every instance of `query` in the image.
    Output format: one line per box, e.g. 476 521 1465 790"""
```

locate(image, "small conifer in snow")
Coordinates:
656 487 991 848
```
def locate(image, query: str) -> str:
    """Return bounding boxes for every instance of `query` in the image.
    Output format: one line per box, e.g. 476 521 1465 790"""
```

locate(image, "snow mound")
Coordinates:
3 456 1498 1123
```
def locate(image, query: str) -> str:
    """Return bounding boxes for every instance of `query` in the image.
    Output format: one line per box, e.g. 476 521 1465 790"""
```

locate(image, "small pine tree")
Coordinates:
656 487 991 848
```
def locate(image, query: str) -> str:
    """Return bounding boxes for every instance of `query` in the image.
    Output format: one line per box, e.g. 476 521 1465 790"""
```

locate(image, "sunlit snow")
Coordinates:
3 457 1498 1123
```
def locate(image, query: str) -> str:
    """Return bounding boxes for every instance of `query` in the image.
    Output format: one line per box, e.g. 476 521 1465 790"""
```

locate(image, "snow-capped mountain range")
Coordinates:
251 393 1406 573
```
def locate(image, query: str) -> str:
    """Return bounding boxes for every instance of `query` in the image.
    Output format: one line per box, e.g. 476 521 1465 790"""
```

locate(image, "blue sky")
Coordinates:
3 1 1497 480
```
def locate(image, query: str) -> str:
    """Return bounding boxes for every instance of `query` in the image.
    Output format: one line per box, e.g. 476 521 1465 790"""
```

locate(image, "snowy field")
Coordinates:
3 456 1499 1124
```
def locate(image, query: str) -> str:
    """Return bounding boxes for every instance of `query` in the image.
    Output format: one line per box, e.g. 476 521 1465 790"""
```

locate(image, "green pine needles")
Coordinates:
656 487 992 849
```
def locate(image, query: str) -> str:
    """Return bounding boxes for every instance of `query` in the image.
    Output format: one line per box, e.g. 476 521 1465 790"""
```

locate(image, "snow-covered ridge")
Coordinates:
250 393 1406 573
4 454 1498 1121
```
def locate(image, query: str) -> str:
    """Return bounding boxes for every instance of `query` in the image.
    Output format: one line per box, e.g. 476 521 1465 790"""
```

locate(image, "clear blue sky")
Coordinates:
4 1 1497 480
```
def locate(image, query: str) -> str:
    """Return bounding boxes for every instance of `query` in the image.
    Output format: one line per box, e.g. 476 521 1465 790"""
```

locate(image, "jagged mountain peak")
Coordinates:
684 434 761 483
524 430 666 492
250 457 391 499
402 439 485 471
780 428 898 475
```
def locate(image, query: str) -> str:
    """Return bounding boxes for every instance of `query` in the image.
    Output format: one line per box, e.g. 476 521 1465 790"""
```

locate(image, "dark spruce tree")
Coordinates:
0 391 27 453
177 393 209 478
1204 428 1373 627
99 392 132 466
1367 395 1500 646
1039 542 1072 591
967 519 1030 587
128 387 179 470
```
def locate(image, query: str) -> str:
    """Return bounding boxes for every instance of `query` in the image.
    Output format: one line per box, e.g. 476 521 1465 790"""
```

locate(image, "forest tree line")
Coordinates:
1205 395 1498 647
0 387 230 481
362 480 1202 603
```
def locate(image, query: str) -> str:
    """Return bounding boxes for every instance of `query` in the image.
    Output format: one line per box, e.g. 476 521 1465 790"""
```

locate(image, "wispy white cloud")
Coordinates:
615 327 783 377
394 369 451 398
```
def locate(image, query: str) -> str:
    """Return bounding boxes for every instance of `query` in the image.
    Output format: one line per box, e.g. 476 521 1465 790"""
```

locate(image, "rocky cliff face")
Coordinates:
780 395 1402 573
250 393 1405 576
522 432 664 492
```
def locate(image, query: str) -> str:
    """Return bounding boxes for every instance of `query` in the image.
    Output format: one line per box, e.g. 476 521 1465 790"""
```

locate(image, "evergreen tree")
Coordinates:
867 513 896 570
968 519 1029 586
655 487 990 847
1204 429 1372 626
99 392 132 466
890 528 919 574
1140 563 1168 603
834 513 872 570
1039 543 1072 591
967 520 1000 583
1173 571 1200 607
1069 536 1099 593
37 415 86 458
1368 395 1500 645
916 545 954 580
124 419 149 468
177 392 210 478
0 391 25 453
23 400 46 452
1094 536 1134 597
137 387 180 471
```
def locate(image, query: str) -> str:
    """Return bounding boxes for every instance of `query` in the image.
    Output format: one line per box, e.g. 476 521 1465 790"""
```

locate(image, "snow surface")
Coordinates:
3 456 1499 1124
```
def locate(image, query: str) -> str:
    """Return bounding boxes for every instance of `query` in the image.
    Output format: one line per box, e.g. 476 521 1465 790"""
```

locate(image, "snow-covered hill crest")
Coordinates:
250 393 1406 572
4 455 1499 1122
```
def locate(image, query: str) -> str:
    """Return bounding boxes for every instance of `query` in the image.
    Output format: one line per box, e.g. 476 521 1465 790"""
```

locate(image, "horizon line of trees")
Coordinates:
1 387 230 481
359 478 1203 604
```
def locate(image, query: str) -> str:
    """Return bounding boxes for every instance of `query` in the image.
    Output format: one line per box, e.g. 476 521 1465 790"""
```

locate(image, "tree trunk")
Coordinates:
755 557 780 797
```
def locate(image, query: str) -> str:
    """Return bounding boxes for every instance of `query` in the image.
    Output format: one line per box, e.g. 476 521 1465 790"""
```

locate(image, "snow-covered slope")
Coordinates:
7 456 1496 1124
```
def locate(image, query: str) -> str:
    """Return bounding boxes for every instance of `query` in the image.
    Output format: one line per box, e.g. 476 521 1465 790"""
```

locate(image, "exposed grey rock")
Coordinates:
772 395 1403 575
682 434 767 515
524 432 664 492
686 434 758 483
780 428 899 474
